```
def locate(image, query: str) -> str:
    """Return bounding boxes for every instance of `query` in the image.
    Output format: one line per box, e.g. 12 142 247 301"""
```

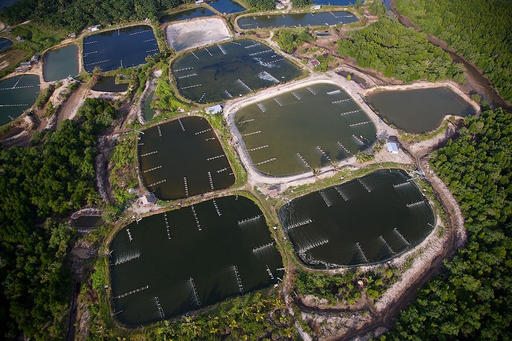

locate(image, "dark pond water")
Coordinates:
0 37 13 51
142 90 155 121
139 116 234 200
91 76 129 92
312 0 356 5
234 83 376 176
160 7 216 23
71 215 103 230
0 0 19 12
0 74 40 126
208 0 246 14
43 45 79 82
279 169 435 268
366 87 475 134
172 39 301 103
237 11 358 29
110 195 282 326
83 25 159 73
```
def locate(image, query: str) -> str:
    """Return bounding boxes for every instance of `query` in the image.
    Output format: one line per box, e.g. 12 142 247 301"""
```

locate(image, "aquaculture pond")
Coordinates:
71 216 103 232
142 90 155 121
110 195 282 326
234 83 376 176
160 7 215 23
172 39 301 103
166 18 230 52
237 11 358 29
91 76 129 92
43 44 79 82
208 0 246 14
279 169 435 268
0 74 40 126
366 87 475 134
83 25 159 73
312 0 356 5
0 37 13 52
138 116 234 200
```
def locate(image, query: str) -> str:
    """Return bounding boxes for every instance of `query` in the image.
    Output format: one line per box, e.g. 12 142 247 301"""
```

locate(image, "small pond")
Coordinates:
207 0 246 14
237 11 358 29
234 82 376 176
0 37 13 52
110 195 282 326
0 74 40 126
172 39 301 103
279 169 435 268
43 44 79 82
91 76 129 92
160 7 216 23
138 116 234 200
366 87 476 133
142 90 155 121
83 25 159 73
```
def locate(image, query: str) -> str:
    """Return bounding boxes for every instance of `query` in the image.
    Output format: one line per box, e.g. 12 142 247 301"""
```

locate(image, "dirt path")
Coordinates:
57 82 90 127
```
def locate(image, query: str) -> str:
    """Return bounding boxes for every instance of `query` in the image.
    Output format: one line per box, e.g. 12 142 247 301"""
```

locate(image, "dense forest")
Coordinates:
0 99 116 340
338 17 464 83
385 107 512 339
395 0 512 103
0 0 184 31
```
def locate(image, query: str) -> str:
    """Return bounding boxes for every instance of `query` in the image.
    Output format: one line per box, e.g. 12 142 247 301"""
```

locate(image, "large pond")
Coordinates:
172 39 301 103
366 87 475 134
110 195 282 326
139 116 234 200
279 169 435 268
0 74 40 126
43 45 79 82
160 7 216 23
234 83 376 176
0 37 13 52
237 11 358 29
91 76 129 92
312 0 356 5
207 0 246 14
83 25 159 73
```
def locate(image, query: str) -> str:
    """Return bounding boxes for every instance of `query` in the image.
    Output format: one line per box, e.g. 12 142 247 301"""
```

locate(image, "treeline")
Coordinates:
273 27 313 54
0 99 116 340
395 0 512 102
384 108 512 339
245 0 275 10
338 17 464 83
0 0 184 32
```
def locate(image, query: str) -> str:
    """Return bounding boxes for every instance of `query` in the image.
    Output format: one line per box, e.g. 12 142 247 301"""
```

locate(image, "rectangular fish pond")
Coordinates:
83 25 159 73
0 37 13 52
237 11 358 29
109 195 282 326
312 0 356 5
43 44 79 82
172 39 302 103
279 169 435 268
207 0 246 14
0 74 40 126
365 86 476 134
234 82 376 176
138 116 234 200
91 76 129 92
160 7 216 23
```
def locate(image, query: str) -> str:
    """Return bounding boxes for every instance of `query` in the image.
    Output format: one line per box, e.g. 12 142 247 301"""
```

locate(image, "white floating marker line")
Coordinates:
178 73 197 79
164 213 171 239
319 190 333 207
327 89 341 95
140 150 158 157
296 152 311 169
147 178 166 187
244 43 260 49
316 146 332 163
218 44 227 55
242 130 261 137
191 51 200 60
332 98 351 104
349 121 370 127
126 228 133 241
207 171 214 191
286 218 312 231
157 125 162 136
255 157 276 166
252 242 274 254
248 145 269 152
205 47 212 56
299 238 329 254
189 277 201 306
238 215 261 226
174 67 194 72
249 49 273 56
180 83 202 90
257 103 266 112
406 200 425 208
178 118 185 131
306 87 317 95
86 59 110 66
340 109 362 116
191 205 201 231
143 165 162 173
206 154 226 161
239 118 255 124
183 176 189 197
216 167 228 173
393 228 410 246
266 265 274 280
198 92 206 102
337 141 352 155
212 198 222 216
237 79 252 92
205 137 215 141
194 128 211 135
115 285 149 299
154 296 164 319
232 266 244 293
292 91 302 100
224 89 233 98
357 178 372 192
273 97 284 106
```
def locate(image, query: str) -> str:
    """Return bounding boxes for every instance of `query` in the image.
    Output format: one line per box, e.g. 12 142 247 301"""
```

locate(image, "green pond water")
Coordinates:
110 195 282 326
234 83 376 176
142 90 155 121
0 74 40 126
43 44 79 82
139 116 234 200
91 76 129 92
172 39 301 103
366 87 475 134
237 11 358 29
160 7 215 23
279 169 435 268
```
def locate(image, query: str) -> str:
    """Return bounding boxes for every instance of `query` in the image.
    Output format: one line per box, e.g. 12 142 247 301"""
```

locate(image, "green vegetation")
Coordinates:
355 151 375 163
9 23 64 54
296 267 399 304
246 0 275 10
108 133 138 208
0 0 184 32
395 0 512 102
292 0 312 8
0 98 117 340
273 28 313 54
35 85 55 109
152 77 187 112
385 107 512 339
368 0 387 17
338 18 464 83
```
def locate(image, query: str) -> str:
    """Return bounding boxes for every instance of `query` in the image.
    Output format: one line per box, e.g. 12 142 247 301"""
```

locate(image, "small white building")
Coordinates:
89 25 101 32
312 5 321 10
195 0 204 4
141 193 157 205
386 141 399 154
206 104 223 115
